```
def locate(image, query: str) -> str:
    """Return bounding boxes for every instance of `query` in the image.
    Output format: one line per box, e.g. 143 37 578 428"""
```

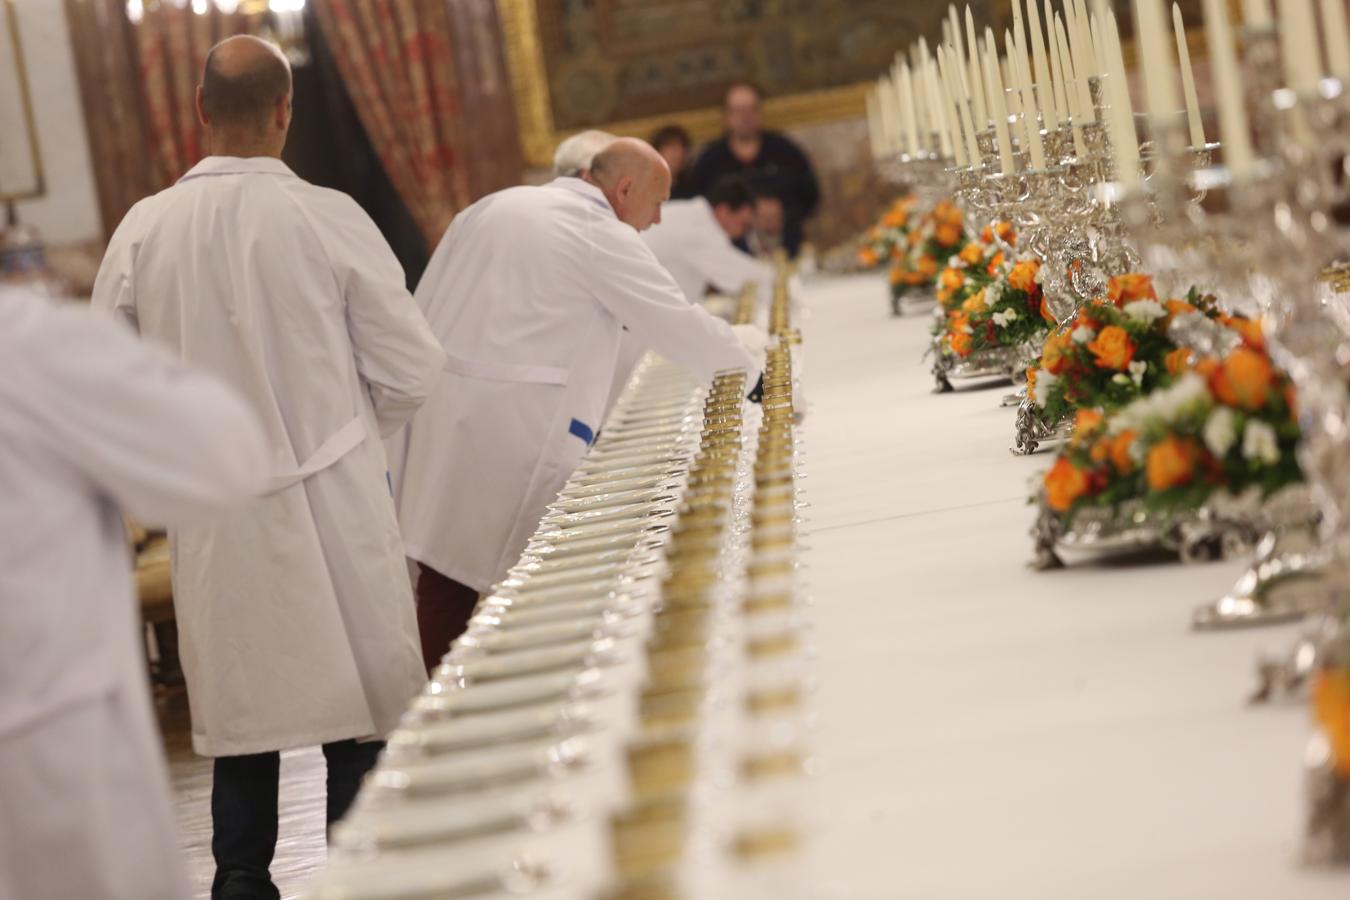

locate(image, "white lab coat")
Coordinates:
92 156 445 756
0 287 269 900
605 197 776 410
641 197 774 306
390 177 760 592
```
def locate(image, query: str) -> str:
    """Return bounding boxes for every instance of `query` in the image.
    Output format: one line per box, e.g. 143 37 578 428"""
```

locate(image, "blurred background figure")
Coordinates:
649 123 695 199
687 82 820 258
553 129 618 178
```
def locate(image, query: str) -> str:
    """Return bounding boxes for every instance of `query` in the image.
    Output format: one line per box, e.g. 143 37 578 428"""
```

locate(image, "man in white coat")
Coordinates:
641 173 773 307
391 138 766 668
91 36 445 900
0 285 270 900
553 128 616 177
603 172 776 410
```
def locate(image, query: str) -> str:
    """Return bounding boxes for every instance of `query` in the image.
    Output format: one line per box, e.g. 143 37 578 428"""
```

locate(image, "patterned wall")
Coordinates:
533 0 997 131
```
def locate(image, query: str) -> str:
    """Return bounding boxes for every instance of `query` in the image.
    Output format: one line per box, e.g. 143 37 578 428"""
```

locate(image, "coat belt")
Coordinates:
442 352 569 386
265 416 367 495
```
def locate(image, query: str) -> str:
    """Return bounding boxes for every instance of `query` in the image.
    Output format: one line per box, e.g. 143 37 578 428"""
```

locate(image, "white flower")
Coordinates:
1111 372 1212 434
1203 407 1237 458
1128 360 1148 387
992 308 1018 327
1122 299 1166 323
1242 419 1280 466
1032 369 1058 408
1071 325 1096 344
985 281 1005 304
948 255 967 269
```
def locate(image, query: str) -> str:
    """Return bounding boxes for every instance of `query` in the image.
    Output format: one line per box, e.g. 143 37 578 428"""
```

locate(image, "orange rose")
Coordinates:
1026 366 1038 394
1313 668 1350 778
935 223 962 246
917 255 938 277
1165 298 1196 320
1041 331 1074 375
1071 408 1104 445
1106 273 1157 307
888 265 903 286
1164 347 1192 375
858 246 879 267
1090 438 1112 464
940 267 966 292
1073 308 1101 331
1007 259 1041 294
1193 356 1221 380
995 220 1016 245
1222 315 1267 350
936 288 953 306
1044 457 1091 512
1086 325 1136 370
1110 429 1138 474
980 225 994 244
934 200 964 226
1212 347 1274 410
962 289 988 314
986 251 1006 275
908 229 924 246
882 209 908 229
949 331 973 356
959 242 985 265
1146 435 1201 491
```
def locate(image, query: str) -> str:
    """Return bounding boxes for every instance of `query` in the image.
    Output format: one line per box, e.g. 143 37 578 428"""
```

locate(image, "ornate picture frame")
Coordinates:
495 0 869 168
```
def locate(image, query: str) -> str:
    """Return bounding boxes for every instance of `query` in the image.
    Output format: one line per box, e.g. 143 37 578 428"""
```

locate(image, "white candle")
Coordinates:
1027 0 1060 128
966 6 989 127
1071 0 1100 79
939 48 972 165
1277 0 1324 92
899 62 921 155
953 46 984 164
1090 13 1109 84
1171 4 1207 148
1056 15 1089 156
1241 0 1272 26
1012 29 1048 167
1321 0 1350 80
949 4 966 70
1134 0 1182 127
1319 0 1350 79
921 40 954 158
1064 0 1099 120
984 32 1016 174
1201 0 1254 175
1105 10 1140 184
1048 5 1072 125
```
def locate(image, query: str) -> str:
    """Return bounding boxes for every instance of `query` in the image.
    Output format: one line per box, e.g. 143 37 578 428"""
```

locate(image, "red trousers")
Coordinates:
414 564 480 673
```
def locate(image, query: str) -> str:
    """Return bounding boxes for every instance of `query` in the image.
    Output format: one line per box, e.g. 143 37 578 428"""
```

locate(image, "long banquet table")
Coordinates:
797 272 1346 899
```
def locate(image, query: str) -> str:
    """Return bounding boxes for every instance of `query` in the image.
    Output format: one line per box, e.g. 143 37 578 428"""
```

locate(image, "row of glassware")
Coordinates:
305 270 812 897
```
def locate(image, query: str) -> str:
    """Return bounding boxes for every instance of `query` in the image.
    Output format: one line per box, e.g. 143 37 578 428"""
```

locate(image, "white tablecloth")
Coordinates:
798 273 1346 899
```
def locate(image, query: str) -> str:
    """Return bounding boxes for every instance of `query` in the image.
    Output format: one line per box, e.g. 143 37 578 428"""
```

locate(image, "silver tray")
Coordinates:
1031 485 1314 571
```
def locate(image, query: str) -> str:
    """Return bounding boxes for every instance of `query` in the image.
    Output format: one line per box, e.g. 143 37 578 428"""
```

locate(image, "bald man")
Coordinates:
389 138 766 668
92 35 444 900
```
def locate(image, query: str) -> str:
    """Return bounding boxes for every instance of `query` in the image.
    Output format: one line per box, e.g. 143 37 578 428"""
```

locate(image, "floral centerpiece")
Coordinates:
890 199 969 302
1039 342 1302 521
856 195 917 269
1021 274 1269 448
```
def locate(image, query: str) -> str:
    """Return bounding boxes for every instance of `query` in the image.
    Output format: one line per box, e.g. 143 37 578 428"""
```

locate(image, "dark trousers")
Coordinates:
415 563 480 673
210 739 382 900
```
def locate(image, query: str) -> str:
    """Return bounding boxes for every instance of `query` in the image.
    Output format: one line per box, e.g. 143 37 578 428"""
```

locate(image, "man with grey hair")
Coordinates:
390 138 767 669
93 34 444 900
552 128 617 177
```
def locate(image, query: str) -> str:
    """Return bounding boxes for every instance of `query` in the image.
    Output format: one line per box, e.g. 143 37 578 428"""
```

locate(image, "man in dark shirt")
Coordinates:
686 82 821 257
